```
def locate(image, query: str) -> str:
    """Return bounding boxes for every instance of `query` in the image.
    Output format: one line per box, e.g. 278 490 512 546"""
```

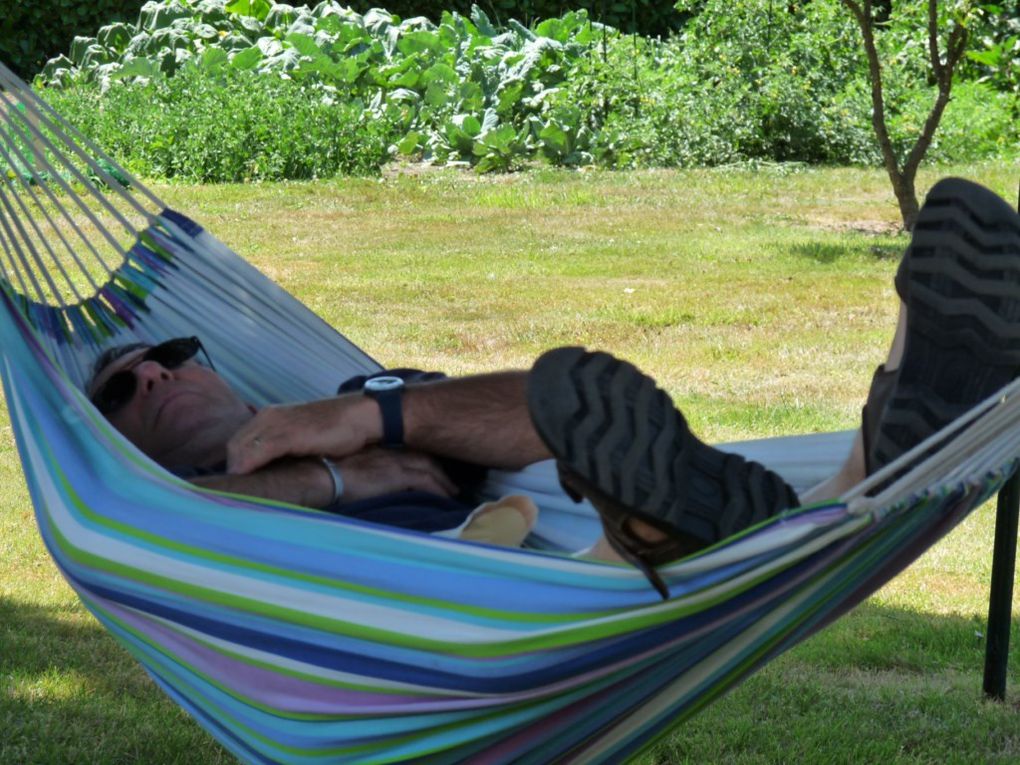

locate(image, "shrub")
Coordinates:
39 1 604 173
559 0 1019 169
44 67 396 181
561 2 870 168
895 80 1020 164
961 3 1020 104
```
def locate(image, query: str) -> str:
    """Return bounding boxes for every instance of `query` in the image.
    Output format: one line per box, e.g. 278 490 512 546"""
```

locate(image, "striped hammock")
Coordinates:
3 62 1020 764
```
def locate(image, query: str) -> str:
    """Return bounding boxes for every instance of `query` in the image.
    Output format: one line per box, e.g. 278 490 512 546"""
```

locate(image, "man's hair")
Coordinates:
88 342 149 392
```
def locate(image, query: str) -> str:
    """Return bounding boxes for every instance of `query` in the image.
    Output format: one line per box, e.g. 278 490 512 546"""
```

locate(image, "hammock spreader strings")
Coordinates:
0 60 162 222
125 212 384 405
0 62 380 394
0 62 160 344
0 94 140 294
848 375 1020 516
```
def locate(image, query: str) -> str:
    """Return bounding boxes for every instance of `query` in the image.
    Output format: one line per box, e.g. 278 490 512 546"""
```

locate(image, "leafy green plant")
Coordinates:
562 0 1017 170
339 0 685 37
39 1 607 173
45 66 394 181
562 2 871 168
962 3 1020 105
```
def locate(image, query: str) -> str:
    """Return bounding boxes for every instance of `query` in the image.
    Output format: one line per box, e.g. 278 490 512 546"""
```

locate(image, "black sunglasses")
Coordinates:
90 336 214 415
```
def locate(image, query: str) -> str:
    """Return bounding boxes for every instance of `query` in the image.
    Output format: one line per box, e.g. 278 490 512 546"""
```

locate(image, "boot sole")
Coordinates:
872 178 1020 470
527 347 798 546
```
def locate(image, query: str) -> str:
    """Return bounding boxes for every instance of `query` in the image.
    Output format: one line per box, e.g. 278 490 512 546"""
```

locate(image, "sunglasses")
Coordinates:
90 336 214 416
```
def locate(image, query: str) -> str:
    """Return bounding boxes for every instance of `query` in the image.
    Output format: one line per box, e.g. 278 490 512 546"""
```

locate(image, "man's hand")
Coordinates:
226 394 381 475
336 448 457 502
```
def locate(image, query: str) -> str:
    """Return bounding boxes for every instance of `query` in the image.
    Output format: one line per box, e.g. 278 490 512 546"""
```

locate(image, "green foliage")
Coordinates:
40 1 606 174
44 67 393 181
565 0 1019 168
905 80 1020 162
961 3 1020 103
835 0 1020 171
565 2 875 167
31 0 1019 180
0 0 147 79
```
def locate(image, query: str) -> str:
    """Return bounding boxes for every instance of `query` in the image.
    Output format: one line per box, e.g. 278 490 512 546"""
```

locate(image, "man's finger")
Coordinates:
414 462 458 497
226 437 270 474
400 452 458 495
410 472 452 497
227 414 288 474
432 466 458 496
421 458 458 496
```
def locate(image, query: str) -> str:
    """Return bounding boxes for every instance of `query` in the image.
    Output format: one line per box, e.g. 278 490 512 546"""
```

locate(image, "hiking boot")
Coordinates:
527 346 799 597
864 178 1020 481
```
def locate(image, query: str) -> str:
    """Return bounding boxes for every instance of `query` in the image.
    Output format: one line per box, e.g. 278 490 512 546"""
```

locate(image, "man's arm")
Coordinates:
403 372 551 468
191 458 335 507
196 449 458 506
226 371 551 475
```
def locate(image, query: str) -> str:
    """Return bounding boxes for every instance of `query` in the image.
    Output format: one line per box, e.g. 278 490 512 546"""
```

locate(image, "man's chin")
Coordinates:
150 422 231 469
147 401 251 468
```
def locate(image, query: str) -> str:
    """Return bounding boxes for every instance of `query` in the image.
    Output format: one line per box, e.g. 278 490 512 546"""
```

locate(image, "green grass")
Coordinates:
2 163 1020 763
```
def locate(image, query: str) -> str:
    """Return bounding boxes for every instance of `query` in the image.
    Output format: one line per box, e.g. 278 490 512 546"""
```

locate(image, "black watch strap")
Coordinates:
376 389 404 448
363 376 405 448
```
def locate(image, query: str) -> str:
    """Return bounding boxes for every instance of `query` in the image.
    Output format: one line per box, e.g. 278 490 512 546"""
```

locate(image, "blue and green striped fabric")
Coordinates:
1 207 1016 764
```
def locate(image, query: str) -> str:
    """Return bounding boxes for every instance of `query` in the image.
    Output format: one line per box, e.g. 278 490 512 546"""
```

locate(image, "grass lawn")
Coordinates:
2 163 1020 763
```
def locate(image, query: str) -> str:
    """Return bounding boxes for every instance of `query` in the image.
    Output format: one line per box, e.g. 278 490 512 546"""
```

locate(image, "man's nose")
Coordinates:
132 360 172 393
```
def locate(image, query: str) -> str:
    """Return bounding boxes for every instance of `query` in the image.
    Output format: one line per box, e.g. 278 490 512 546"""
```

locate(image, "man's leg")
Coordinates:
530 177 1020 596
798 178 1020 502
799 301 908 504
858 178 1020 481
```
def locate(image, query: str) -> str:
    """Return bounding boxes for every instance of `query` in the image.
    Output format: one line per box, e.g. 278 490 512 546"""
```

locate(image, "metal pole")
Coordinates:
982 181 1020 700
984 471 1020 699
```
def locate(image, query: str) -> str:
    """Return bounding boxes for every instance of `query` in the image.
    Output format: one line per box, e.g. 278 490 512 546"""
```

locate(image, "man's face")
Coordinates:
88 345 253 468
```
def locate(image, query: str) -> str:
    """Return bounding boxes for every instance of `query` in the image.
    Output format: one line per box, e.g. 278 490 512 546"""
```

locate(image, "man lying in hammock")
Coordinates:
86 343 540 546
88 178 1020 594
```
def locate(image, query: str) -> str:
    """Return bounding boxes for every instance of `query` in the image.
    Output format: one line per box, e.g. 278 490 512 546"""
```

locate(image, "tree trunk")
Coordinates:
842 0 970 231
889 172 920 230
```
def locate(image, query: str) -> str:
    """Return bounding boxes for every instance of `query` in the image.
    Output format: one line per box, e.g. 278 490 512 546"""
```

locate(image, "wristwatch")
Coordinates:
362 375 405 448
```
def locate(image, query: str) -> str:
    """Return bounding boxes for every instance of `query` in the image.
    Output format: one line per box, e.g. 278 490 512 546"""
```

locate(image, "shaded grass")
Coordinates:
3 162 1020 763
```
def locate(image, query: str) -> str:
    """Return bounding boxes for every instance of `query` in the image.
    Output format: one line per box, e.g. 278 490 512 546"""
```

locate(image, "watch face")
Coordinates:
364 375 405 393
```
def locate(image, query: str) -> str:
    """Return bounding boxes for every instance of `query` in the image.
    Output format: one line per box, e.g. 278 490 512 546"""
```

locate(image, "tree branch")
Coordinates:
946 21 969 82
842 0 900 181
928 0 943 80
842 0 864 22
904 21 969 181
843 0 972 229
